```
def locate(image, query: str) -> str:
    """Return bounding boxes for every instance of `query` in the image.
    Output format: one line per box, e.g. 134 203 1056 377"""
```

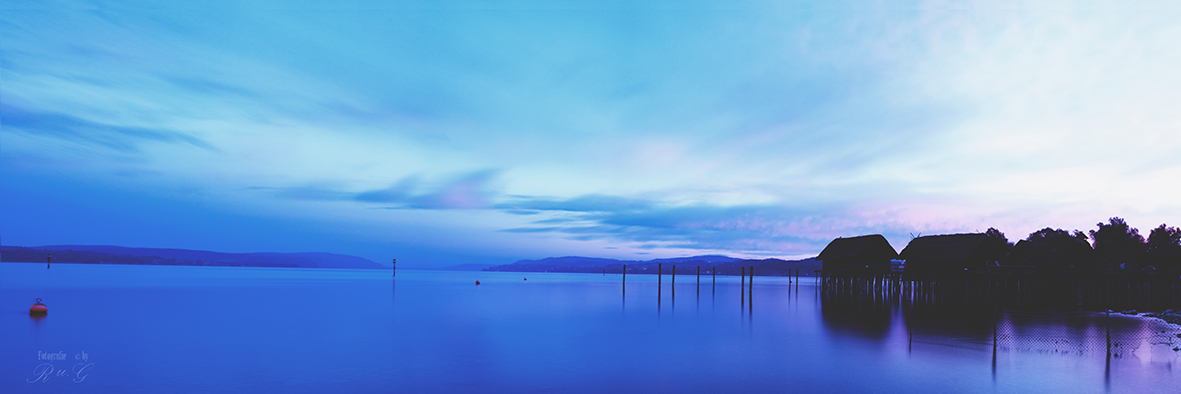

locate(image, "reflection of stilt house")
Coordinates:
817 234 898 273
900 233 989 273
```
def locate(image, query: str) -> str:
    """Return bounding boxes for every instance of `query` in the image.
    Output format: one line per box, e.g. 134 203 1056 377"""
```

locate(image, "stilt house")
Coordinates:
899 233 990 273
817 234 899 272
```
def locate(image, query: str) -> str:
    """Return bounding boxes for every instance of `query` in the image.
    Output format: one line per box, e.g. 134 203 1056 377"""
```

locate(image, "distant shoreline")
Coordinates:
0 245 386 269
0 260 394 270
483 255 820 276
1 260 311 268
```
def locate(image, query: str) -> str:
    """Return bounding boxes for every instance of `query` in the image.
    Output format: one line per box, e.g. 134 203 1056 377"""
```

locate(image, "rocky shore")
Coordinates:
1142 309 1181 326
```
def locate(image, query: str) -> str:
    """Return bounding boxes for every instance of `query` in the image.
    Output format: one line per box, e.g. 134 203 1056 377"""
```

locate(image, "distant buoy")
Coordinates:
524 278 527 281
476 280 481 285
29 298 47 316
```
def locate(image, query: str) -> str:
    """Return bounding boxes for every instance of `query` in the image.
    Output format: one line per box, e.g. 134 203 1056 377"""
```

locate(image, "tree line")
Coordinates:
976 217 1181 271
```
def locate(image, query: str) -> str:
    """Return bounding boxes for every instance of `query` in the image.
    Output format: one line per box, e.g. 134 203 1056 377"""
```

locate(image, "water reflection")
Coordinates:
819 292 894 340
6 264 1179 394
819 283 1181 377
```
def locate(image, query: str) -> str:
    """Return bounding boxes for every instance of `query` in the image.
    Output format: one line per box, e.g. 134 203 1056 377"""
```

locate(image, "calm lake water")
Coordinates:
2 262 1179 393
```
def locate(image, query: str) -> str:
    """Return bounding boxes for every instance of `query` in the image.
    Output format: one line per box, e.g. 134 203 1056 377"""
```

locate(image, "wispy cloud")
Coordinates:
160 76 260 99
496 193 913 256
498 194 655 214
0 103 216 153
359 170 498 209
267 170 500 210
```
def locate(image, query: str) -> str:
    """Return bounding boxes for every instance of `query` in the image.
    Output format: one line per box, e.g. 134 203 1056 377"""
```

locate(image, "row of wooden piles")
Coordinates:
819 271 1181 312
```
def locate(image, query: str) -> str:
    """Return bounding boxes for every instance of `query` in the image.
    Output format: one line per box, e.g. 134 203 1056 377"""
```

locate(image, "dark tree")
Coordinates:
1023 228 1094 269
1147 224 1181 253
1089 217 1147 270
981 227 1013 263
1147 224 1181 270
1029 228 1070 243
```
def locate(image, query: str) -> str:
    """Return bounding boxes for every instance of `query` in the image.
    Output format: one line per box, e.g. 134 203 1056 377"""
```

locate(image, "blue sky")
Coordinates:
3 1 1180 267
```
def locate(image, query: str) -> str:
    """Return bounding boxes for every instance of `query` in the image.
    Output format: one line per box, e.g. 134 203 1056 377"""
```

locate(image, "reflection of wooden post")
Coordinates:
992 314 998 360
1105 309 1112 382
1106 310 1112 359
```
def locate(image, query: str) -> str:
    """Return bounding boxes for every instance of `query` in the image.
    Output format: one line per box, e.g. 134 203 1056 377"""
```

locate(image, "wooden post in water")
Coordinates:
697 266 700 287
659 263 663 285
712 267 716 293
47 253 51 269
392 259 396 277
623 264 627 294
749 266 754 313
742 267 746 288
673 265 676 287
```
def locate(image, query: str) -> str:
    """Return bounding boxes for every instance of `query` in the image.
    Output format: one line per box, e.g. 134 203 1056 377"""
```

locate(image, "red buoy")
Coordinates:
475 280 481 285
29 298 47 316
524 278 528 281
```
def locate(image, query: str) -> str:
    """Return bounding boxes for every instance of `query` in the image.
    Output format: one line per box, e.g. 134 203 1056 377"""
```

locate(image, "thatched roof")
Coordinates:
818 234 898 261
899 233 987 261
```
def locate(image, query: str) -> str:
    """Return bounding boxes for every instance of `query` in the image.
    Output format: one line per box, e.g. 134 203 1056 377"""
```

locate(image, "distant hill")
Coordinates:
647 255 741 264
1 245 385 269
484 255 819 276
